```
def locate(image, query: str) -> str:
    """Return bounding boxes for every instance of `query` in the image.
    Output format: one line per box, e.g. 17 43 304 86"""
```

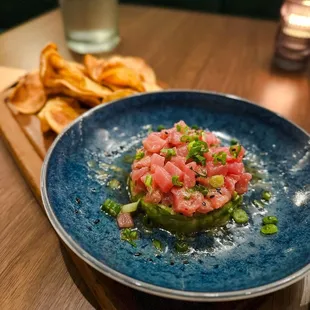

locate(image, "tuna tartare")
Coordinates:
127 121 252 233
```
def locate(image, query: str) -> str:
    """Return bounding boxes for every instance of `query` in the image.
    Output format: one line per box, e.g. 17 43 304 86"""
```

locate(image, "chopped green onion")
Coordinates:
195 155 206 166
145 175 152 190
262 216 278 225
230 138 239 145
101 199 122 217
213 151 227 165
260 224 278 235
232 191 240 201
161 148 176 159
253 199 264 208
157 125 165 131
172 175 183 187
176 124 189 133
152 239 163 251
192 184 209 196
121 228 138 246
209 175 224 188
233 209 249 224
107 179 121 190
175 241 189 253
121 201 139 213
191 124 200 130
180 135 199 143
147 126 153 133
229 144 242 158
262 191 272 201
186 140 208 166
135 151 145 160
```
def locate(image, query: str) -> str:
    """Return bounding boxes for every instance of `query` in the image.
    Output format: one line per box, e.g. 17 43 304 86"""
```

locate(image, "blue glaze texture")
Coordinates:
42 91 310 297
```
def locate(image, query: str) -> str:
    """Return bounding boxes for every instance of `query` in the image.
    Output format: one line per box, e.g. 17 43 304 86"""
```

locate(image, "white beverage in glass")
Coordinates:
59 0 120 54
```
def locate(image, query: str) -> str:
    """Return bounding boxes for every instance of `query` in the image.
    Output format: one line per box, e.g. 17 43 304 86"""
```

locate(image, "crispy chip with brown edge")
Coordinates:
102 89 137 103
108 56 157 84
40 43 112 107
38 97 82 133
84 54 145 92
40 97 84 134
37 108 50 133
9 71 46 114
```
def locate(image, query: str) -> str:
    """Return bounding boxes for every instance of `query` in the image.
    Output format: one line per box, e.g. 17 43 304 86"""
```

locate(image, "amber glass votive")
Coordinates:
274 0 310 71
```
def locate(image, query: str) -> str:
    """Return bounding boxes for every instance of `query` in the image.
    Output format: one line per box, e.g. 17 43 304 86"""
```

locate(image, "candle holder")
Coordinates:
274 0 310 71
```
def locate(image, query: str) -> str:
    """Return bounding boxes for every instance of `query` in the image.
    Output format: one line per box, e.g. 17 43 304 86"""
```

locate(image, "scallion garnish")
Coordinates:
262 216 278 225
262 191 272 201
152 239 163 251
172 175 183 187
180 134 199 143
101 199 122 217
121 228 138 246
186 140 208 166
145 175 152 190
229 144 241 158
191 124 200 130
192 184 209 196
161 148 176 159
213 151 227 165
230 138 239 145
157 125 165 131
135 151 145 160
260 224 278 235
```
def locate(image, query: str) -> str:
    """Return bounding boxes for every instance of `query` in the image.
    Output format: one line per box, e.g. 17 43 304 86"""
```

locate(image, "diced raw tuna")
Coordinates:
132 180 146 195
235 173 252 194
131 167 149 181
197 199 213 213
227 163 244 175
133 156 151 169
171 188 204 216
164 161 184 179
143 133 167 153
130 120 252 217
150 153 165 172
168 131 183 146
186 162 198 171
176 144 188 157
201 132 221 146
196 177 210 187
171 156 186 169
224 176 238 193
117 213 134 228
183 174 196 188
206 162 228 176
144 189 163 204
161 192 173 206
174 120 187 128
209 188 231 209
153 166 174 193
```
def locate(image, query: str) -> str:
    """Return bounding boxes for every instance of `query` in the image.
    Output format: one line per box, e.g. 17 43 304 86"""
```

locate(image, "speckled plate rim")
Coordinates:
41 90 310 302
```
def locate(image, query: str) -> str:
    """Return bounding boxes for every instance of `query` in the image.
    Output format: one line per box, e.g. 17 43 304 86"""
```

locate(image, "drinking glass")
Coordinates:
59 0 120 54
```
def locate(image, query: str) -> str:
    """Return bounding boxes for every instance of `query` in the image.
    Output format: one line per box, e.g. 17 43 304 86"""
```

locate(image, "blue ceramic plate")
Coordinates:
41 91 310 301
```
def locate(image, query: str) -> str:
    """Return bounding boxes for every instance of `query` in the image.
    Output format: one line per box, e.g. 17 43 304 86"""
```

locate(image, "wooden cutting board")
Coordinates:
0 66 308 310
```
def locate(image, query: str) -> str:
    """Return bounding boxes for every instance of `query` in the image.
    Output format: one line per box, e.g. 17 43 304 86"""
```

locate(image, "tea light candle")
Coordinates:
274 0 310 71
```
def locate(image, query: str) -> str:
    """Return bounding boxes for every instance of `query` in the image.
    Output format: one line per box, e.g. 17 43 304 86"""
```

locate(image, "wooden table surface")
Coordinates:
0 5 309 310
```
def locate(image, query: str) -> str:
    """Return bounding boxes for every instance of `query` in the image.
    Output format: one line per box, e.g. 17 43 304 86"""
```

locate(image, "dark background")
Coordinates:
0 0 283 31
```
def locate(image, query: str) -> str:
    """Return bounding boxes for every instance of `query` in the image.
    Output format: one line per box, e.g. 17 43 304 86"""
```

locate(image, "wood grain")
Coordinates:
0 139 96 310
0 5 309 310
